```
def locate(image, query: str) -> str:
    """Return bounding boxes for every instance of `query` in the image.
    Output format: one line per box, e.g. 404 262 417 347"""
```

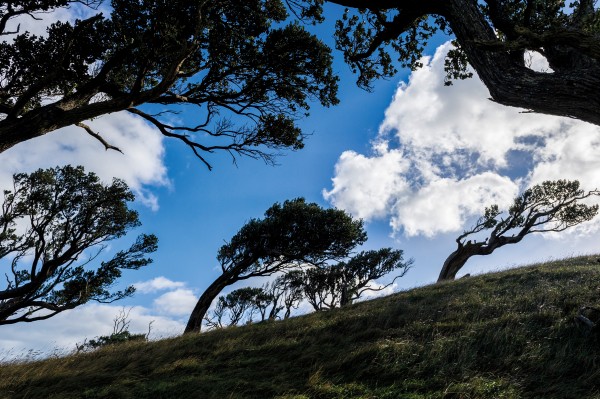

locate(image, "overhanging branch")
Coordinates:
76 122 123 153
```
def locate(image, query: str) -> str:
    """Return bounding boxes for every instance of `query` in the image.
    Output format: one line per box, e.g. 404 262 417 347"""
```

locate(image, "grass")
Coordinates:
3 255 600 398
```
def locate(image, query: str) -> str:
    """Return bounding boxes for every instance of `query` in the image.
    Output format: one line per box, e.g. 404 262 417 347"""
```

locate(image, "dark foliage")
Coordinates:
0 1 338 169
293 0 600 126
204 248 411 328
185 198 366 332
303 248 412 310
0 165 157 324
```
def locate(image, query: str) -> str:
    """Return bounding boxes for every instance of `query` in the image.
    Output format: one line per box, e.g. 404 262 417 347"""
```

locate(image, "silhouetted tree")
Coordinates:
204 287 266 329
0 165 157 324
264 270 305 320
439 180 599 281
0 1 338 168
293 0 600 125
185 198 366 333
303 248 412 311
76 307 150 351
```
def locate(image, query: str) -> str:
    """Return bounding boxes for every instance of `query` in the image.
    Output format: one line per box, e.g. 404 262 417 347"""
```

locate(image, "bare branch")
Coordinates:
76 122 123 153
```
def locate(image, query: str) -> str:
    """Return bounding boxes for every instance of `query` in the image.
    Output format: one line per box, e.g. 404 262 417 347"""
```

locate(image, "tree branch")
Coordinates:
76 122 123 153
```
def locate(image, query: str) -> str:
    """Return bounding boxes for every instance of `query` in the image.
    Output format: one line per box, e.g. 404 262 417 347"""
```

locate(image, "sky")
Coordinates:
2 3 600 358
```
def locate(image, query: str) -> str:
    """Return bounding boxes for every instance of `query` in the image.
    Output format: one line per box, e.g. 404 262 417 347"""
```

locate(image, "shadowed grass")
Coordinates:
3 256 600 398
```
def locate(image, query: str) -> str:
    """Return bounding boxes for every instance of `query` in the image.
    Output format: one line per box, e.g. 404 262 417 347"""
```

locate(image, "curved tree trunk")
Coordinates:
445 0 600 126
438 246 476 281
184 273 232 334
438 234 526 282
329 0 600 126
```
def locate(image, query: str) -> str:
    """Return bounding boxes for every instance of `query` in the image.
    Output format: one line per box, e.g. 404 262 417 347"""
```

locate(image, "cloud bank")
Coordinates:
325 42 600 238
0 276 197 358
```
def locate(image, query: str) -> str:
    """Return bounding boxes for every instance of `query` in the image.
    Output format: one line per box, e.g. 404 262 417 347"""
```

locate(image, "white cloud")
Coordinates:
134 277 186 294
392 173 518 237
0 112 169 210
323 141 410 220
153 288 198 317
525 50 553 73
325 41 600 238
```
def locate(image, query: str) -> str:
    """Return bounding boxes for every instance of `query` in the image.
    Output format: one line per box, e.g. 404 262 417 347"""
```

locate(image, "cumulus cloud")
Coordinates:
323 141 410 220
153 288 198 317
134 277 186 294
0 112 169 210
391 173 518 237
325 42 600 238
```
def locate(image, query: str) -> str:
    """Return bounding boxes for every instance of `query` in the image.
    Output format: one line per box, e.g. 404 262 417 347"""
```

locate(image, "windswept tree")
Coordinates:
184 198 366 333
291 0 600 126
206 248 412 327
0 1 338 168
264 270 305 320
439 180 599 281
303 248 412 311
0 165 157 324
204 287 267 329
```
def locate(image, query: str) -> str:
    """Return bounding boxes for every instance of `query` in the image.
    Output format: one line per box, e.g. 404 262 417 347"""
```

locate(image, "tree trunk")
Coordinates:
438 246 474 282
184 273 232 334
445 0 600 126
438 234 526 282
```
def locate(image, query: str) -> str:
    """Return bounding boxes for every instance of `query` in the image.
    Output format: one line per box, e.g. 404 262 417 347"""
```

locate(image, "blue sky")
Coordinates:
2 4 600 356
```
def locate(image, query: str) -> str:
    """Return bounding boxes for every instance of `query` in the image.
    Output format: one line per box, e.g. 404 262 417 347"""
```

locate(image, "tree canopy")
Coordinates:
0 0 338 169
184 198 366 333
293 0 600 126
0 165 157 324
3 0 600 166
439 180 599 281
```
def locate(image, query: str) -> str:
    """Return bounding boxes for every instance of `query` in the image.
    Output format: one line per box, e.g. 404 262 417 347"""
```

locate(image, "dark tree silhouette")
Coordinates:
293 0 600 126
264 270 305 320
439 180 599 281
204 248 410 328
0 1 338 169
0 165 157 324
303 248 411 311
185 198 366 333
204 287 267 329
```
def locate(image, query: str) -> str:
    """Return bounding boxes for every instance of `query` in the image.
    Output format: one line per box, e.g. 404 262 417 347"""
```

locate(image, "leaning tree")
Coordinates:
291 0 600 126
438 180 600 282
184 198 366 333
0 165 157 324
0 1 338 168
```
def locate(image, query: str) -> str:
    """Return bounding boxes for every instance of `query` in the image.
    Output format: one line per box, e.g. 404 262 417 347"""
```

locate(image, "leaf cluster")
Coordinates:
217 198 367 279
296 0 600 88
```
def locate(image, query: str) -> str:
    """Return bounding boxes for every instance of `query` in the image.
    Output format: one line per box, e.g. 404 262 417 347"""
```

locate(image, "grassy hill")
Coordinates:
3 256 600 398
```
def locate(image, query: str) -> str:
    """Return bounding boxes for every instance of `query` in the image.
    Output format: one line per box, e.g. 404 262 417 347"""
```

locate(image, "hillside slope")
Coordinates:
3 256 600 398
